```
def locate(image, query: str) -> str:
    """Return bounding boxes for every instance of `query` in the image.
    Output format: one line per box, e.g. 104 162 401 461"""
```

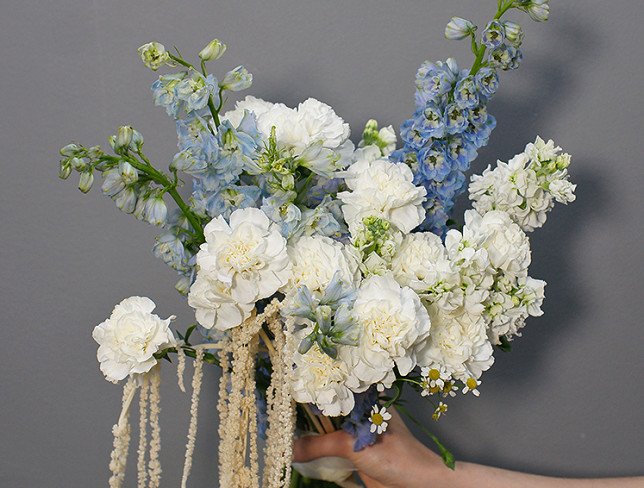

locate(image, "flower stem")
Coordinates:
468 0 514 76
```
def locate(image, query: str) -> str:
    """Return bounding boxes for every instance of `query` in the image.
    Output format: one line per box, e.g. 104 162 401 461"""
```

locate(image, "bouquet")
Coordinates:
57 1 576 487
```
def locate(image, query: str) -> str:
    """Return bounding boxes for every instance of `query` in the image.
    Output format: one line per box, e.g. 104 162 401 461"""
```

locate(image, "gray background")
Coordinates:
1 0 642 486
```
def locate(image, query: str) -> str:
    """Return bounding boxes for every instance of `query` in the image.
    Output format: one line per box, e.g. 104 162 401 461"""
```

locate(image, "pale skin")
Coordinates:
293 409 644 488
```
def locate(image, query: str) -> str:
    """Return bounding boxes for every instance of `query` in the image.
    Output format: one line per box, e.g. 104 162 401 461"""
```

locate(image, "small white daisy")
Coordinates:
369 405 392 434
462 377 481 396
432 401 448 421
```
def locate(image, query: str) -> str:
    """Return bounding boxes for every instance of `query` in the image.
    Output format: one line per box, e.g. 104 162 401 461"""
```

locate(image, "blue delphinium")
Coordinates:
342 387 379 451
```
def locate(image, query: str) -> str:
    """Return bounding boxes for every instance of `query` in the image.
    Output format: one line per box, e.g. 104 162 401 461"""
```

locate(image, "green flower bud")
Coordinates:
445 17 476 40
58 160 73 180
115 126 134 152
70 157 89 172
137 42 170 71
503 21 524 47
199 39 227 61
78 171 94 193
60 143 81 157
175 276 191 296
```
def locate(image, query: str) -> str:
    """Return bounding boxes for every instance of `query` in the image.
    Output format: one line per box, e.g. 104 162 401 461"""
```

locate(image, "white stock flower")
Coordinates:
418 304 494 382
391 232 466 313
338 156 426 233
291 331 360 416
284 235 360 296
352 275 431 388
92 297 175 383
188 207 291 330
297 98 351 150
462 210 531 277
549 179 576 204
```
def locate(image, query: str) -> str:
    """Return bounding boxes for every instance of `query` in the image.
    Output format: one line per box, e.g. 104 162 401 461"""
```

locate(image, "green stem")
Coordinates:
123 154 204 241
168 53 195 70
396 404 455 470
468 0 514 76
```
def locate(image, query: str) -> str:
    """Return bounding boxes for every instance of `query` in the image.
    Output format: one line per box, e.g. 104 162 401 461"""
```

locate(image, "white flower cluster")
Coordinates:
93 297 176 383
469 137 576 232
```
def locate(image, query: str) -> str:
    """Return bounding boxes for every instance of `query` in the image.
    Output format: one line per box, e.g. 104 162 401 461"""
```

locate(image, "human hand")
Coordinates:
293 408 446 488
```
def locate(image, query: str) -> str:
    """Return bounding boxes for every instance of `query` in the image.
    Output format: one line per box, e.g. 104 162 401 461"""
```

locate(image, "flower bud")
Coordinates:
87 145 103 160
175 275 191 295
144 195 168 226
58 160 73 180
115 187 137 213
70 157 89 171
78 171 94 193
119 161 138 185
137 42 170 71
445 17 476 40
199 39 227 61
503 21 524 47
528 0 550 22
220 66 253 92
115 126 134 152
133 195 148 220
131 129 144 150
60 143 81 157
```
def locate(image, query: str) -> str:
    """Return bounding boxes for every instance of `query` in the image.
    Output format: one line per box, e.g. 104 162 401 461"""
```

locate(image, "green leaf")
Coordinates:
497 335 512 352
183 324 198 345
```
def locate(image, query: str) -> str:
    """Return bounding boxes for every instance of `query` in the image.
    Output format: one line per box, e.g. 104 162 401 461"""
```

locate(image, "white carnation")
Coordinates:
297 98 351 150
291 332 360 416
418 304 494 382
222 95 275 128
338 156 426 233
462 209 531 278
92 297 175 383
352 275 431 388
284 235 360 296
189 207 291 330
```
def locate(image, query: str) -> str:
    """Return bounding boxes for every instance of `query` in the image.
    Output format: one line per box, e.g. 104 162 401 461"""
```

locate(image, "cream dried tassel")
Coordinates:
109 377 137 488
181 348 204 488
147 365 162 488
176 345 186 393
137 374 150 488
262 315 296 488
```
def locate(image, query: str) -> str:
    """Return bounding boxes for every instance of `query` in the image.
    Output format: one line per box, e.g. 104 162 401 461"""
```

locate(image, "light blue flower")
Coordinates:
175 73 218 112
115 187 137 213
418 143 451 182
152 72 188 118
444 103 469 135
446 135 477 171
153 233 188 271
400 118 428 150
482 21 505 49
475 68 499 99
205 185 261 219
414 102 445 139
144 194 168 226
489 44 523 71
261 195 302 238
468 104 489 128
454 75 479 109
220 65 253 92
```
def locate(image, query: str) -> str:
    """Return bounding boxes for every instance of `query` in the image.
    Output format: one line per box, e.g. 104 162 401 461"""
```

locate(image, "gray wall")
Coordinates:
1 0 642 485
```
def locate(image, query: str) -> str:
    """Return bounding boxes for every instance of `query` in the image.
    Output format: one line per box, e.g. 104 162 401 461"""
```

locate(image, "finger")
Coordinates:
293 431 353 463
359 472 388 488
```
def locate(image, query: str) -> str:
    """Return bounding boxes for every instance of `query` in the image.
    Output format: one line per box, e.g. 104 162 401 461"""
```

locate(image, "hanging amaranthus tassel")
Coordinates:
109 377 137 488
262 315 297 488
137 374 150 488
181 348 205 488
147 365 162 488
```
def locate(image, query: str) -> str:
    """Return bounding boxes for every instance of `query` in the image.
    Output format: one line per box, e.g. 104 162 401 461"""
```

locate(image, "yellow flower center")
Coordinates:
371 413 384 426
429 368 440 381
466 378 478 390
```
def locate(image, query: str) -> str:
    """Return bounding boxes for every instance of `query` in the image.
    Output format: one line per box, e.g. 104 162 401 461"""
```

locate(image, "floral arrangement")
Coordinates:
57 1 575 487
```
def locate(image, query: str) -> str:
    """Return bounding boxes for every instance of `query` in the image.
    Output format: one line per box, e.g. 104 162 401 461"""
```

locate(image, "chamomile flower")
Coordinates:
421 365 450 390
369 405 392 434
462 377 481 396
432 402 448 421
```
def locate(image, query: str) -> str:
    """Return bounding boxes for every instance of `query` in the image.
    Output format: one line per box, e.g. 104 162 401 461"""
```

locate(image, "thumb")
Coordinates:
293 430 353 463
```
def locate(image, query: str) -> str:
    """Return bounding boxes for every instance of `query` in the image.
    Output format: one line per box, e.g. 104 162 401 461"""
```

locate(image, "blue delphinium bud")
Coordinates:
101 169 126 197
199 39 227 61
115 187 137 213
58 160 73 179
481 21 505 49
78 171 94 193
475 67 500 98
137 42 170 71
444 103 469 135
60 144 81 157
444 17 476 40
454 75 479 109
70 157 89 172
503 21 524 47
220 66 253 92
119 161 138 185
174 275 192 295
175 73 218 112
520 0 550 22
115 126 134 152
144 194 168 226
